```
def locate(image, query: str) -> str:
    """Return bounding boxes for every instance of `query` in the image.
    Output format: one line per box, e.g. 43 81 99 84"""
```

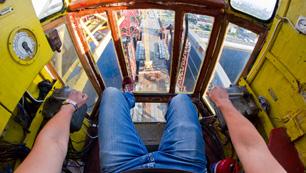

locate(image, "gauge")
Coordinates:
8 28 38 64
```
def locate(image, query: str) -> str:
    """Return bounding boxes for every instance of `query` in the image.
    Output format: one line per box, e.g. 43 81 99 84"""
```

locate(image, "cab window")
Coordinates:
115 9 175 93
49 24 98 114
31 0 64 19
209 23 258 88
79 13 123 89
230 0 278 21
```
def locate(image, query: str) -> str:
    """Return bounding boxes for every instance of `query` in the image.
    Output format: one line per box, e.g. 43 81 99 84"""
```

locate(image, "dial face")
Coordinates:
11 29 37 60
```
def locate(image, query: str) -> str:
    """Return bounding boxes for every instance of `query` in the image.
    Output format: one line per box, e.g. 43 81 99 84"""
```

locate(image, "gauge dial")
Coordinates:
9 28 38 64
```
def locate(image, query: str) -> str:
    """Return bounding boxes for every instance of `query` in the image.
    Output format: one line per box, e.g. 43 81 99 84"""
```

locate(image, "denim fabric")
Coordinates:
99 87 207 173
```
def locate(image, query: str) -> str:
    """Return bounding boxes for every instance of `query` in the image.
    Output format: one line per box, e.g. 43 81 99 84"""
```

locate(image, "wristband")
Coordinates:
63 99 78 111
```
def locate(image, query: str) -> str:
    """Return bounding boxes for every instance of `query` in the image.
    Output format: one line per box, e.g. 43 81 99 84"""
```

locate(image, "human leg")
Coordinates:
155 94 207 172
98 87 148 173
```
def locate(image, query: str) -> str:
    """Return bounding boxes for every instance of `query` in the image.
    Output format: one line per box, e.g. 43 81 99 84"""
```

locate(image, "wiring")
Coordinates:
201 119 225 163
0 142 30 162
84 128 98 139
68 122 98 159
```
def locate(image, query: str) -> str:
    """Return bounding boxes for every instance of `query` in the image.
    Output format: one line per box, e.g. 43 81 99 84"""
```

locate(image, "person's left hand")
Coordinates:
68 90 88 108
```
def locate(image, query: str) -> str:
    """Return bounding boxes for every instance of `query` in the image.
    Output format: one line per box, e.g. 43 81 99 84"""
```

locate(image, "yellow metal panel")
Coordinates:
239 79 274 136
0 106 11 136
1 116 24 144
270 23 306 85
244 0 306 166
23 80 63 148
294 137 306 168
0 0 53 113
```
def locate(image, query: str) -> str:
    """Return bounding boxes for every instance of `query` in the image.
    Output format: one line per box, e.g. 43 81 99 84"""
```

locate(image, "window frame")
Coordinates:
60 0 271 117
43 16 104 117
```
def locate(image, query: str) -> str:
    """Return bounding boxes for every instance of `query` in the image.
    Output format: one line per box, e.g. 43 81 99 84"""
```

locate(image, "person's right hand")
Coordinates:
207 86 230 107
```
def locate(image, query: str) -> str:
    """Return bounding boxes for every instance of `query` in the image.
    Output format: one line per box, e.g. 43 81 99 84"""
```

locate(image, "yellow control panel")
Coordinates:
0 0 53 133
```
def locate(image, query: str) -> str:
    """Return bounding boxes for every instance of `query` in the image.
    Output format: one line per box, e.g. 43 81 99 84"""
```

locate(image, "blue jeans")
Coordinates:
98 87 207 173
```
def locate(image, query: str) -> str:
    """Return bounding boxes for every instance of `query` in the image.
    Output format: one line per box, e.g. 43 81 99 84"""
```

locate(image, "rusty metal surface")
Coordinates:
227 13 267 34
134 93 176 103
70 4 222 17
69 0 225 11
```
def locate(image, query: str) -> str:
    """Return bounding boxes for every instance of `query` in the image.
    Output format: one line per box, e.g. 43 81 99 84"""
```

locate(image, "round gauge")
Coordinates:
8 28 38 65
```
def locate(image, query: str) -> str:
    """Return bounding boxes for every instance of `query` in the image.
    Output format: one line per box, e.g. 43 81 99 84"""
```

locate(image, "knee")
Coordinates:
170 94 191 105
102 87 122 98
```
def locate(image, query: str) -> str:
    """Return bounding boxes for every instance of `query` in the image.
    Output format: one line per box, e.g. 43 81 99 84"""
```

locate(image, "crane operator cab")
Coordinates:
0 0 305 172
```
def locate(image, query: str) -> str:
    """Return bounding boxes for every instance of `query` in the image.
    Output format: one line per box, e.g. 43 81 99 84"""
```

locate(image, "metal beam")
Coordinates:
45 63 65 85
66 13 104 94
193 15 225 96
199 17 228 97
134 93 206 104
169 10 184 93
69 0 225 12
134 93 176 103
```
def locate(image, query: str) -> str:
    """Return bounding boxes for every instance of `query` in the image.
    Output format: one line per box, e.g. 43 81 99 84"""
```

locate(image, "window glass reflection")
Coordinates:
49 24 98 114
209 23 258 88
79 13 123 89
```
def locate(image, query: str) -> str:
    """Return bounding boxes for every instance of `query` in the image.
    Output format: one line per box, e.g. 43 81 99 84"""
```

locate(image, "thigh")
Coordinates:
98 87 148 173
157 94 206 171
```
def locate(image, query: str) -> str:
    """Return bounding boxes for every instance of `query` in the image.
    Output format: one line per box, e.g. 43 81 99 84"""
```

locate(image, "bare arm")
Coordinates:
15 90 88 173
208 87 286 173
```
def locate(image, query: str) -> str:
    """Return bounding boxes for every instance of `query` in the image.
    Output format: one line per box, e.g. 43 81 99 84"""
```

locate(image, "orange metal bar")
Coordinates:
227 13 267 34
66 13 104 94
45 63 65 85
69 0 225 11
193 15 225 96
69 2 222 17
198 17 229 97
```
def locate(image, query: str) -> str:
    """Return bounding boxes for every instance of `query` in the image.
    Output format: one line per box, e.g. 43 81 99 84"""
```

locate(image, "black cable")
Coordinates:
0 142 30 162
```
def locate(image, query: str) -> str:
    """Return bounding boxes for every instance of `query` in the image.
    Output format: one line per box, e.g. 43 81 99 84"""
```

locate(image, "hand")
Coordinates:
207 86 230 107
68 90 88 108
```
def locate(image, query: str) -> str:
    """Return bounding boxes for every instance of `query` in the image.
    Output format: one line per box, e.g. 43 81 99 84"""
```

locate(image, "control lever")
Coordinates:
42 87 88 132
211 85 259 132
